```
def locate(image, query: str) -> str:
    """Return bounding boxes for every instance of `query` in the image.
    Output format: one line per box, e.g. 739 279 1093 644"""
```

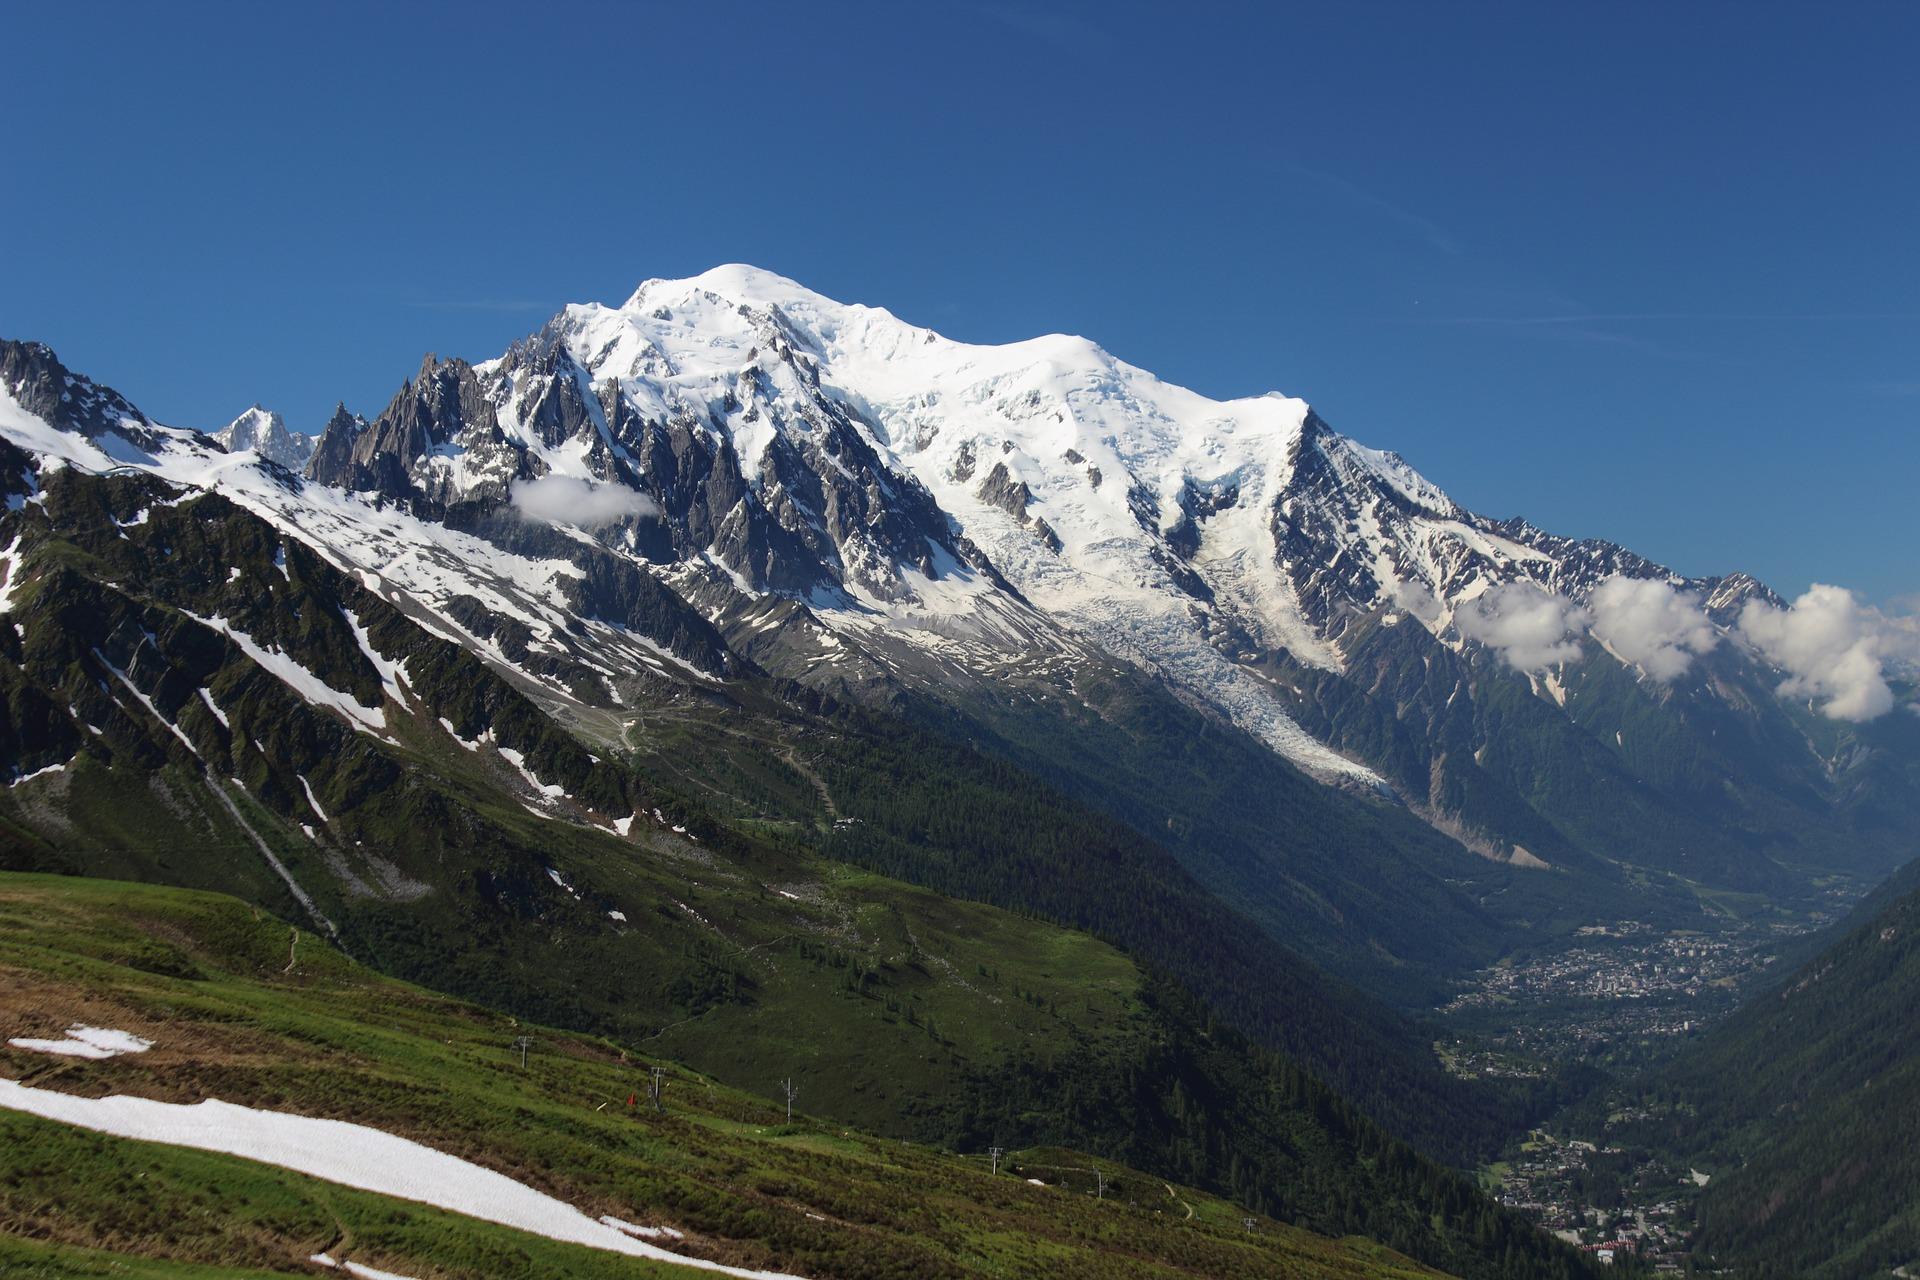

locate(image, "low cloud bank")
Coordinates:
509 475 659 527
1390 580 1444 624
1588 576 1718 682
1450 574 1913 721
1738 584 1917 722
1456 583 1590 673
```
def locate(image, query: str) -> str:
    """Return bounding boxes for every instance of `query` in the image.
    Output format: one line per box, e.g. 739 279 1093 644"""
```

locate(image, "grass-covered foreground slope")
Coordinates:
0 872 1447 1280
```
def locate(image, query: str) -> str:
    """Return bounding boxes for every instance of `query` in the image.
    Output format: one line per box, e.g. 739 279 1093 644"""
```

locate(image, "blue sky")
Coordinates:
5 2 1916 599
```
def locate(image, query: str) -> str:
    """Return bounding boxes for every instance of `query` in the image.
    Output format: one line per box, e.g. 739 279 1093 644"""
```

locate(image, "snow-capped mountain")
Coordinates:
2 270 1915 986
283 266 1778 786
214 405 314 472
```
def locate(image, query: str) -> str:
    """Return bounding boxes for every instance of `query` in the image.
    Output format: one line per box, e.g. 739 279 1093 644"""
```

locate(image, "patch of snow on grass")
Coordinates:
298 775 329 824
604 1216 684 1240
95 650 200 757
0 536 25 613
10 760 69 786
7 1025 153 1059
196 687 230 729
0 1080 809 1279
343 606 411 702
184 611 386 736
310 1256 425 1280
439 718 490 751
499 747 566 801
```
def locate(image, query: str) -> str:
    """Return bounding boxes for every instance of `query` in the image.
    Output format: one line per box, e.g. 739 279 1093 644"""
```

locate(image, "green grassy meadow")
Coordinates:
0 871 1442 1280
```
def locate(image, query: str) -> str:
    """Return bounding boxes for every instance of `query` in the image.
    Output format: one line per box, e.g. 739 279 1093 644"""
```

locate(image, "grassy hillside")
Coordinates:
0 871 1448 1280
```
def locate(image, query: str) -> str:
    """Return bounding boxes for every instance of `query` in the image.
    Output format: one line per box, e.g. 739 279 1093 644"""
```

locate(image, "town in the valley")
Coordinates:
1435 906 1845 1269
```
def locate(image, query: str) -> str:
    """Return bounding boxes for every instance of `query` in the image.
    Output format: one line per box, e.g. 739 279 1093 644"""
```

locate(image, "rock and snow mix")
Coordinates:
7 1025 153 1059
0 1079 808 1279
5 267 1912 816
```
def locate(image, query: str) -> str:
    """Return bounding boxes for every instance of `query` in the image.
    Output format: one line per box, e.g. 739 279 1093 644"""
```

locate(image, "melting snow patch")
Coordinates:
603 1216 685 1240
7 1025 153 1059
607 910 627 923
0 537 24 614
545 868 580 898
95 651 200 757
10 760 69 786
196 687 230 729
499 747 566 801
612 814 635 836
309 1256 423 1280
439 718 490 751
343 606 410 703
0 1081 810 1278
184 612 386 735
298 775 329 824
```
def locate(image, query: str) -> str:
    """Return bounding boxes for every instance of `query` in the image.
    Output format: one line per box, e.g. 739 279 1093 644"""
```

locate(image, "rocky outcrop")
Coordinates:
1 340 166 450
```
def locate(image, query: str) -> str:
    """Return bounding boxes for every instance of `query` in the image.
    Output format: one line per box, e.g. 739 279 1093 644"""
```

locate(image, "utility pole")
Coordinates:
648 1065 666 1113
513 1035 533 1069
989 1146 1004 1176
1095 1168 1106 1201
781 1077 797 1122
1242 1216 1257 1235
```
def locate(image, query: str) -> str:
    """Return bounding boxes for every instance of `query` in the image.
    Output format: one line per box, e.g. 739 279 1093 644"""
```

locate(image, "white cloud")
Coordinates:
509 475 659 527
1588 576 1718 682
1389 579 1443 624
1457 582 1591 673
1737 584 1916 722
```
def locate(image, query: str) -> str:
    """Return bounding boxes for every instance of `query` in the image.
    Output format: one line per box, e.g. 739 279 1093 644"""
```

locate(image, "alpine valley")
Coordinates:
4 266 1917 1280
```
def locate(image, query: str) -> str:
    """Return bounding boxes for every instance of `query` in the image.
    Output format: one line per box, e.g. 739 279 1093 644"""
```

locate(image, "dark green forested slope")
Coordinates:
907 663 1581 1008
1650 873 1920 1278
810 707 1526 1167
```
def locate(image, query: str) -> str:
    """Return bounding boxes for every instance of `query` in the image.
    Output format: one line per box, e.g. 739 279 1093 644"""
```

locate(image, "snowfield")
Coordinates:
0 1078 808 1279
6 1025 153 1059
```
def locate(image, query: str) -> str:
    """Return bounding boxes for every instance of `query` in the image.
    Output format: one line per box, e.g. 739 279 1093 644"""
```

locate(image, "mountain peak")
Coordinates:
622 263 822 313
214 403 312 472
